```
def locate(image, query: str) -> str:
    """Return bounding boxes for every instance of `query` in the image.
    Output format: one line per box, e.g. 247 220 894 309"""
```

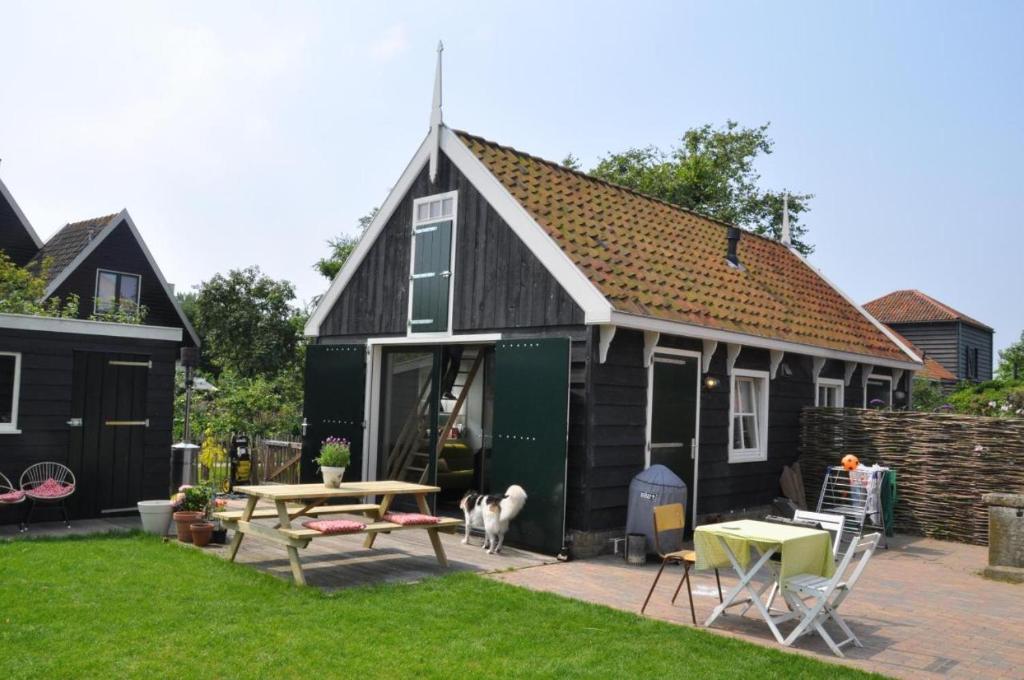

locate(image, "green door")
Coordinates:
302 344 365 483
648 354 699 530
409 220 453 334
491 338 570 555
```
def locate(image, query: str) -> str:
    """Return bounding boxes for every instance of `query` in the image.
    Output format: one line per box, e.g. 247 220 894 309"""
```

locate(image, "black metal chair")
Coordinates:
19 462 76 531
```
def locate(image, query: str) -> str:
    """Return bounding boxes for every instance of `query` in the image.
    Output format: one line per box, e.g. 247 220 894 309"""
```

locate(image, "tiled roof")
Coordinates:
885 328 957 382
864 290 992 331
27 214 119 285
456 130 911 363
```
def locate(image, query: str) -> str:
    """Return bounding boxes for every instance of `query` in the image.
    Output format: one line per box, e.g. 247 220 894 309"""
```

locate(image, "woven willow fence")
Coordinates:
799 408 1024 545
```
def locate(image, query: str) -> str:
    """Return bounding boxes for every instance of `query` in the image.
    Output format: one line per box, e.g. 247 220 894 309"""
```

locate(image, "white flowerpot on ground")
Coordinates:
137 500 174 535
321 467 346 488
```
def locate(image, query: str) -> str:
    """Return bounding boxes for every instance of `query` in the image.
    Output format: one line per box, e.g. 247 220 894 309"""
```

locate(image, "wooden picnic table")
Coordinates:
218 481 461 586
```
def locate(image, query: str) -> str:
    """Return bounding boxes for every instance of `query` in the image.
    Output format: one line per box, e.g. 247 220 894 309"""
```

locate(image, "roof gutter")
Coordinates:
607 311 924 372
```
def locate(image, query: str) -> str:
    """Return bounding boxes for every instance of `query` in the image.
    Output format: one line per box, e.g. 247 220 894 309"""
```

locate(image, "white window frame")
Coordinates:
863 374 893 409
728 368 769 463
406 190 458 337
815 377 845 408
94 268 142 315
0 352 22 434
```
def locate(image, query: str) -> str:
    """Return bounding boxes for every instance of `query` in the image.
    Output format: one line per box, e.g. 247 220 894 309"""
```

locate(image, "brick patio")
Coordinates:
491 534 1023 679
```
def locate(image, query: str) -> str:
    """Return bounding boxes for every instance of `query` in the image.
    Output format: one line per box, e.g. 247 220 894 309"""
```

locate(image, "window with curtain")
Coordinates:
729 370 769 463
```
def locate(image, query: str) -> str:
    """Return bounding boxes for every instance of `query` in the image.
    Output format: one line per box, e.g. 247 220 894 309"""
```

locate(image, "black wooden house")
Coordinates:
301 100 923 556
0 174 196 522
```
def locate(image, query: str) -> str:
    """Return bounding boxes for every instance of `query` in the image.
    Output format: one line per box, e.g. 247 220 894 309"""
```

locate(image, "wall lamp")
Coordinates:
703 375 721 390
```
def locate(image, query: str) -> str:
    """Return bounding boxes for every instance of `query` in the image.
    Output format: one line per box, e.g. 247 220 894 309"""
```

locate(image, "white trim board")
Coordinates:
0 312 183 342
41 210 199 346
609 311 923 372
0 175 43 249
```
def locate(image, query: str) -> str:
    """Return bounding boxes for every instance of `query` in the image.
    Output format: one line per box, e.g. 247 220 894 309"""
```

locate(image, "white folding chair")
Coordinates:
793 510 846 559
781 533 881 657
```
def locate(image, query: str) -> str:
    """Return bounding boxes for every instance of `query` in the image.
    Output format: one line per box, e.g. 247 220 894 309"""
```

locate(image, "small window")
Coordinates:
95 270 141 314
729 369 769 463
864 375 893 409
965 346 980 380
0 352 21 434
815 378 845 408
414 196 454 225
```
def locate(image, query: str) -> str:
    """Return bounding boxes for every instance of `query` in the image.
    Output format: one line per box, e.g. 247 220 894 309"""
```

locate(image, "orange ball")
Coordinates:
842 454 860 471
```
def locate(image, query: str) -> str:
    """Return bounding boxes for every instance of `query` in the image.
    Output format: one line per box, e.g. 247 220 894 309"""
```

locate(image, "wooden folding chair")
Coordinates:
781 533 881 657
640 503 721 624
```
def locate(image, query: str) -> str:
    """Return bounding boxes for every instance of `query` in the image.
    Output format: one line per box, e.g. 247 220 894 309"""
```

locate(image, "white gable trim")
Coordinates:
609 311 923 372
0 312 182 342
305 135 433 336
0 175 43 249
305 127 613 336
786 246 921 364
43 210 200 346
440 128 612 324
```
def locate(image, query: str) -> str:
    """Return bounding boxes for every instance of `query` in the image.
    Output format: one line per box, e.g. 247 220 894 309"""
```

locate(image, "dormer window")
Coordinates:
95 269 141 314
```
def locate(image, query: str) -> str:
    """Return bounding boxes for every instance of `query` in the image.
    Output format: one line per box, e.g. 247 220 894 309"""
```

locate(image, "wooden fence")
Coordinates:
195 434 302 488
799 408 1024 545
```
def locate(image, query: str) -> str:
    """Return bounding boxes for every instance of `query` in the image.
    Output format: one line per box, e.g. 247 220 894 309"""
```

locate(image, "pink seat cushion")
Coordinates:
383 512 440 526
301 519 366 535
0 490 25 502
26 478 74 499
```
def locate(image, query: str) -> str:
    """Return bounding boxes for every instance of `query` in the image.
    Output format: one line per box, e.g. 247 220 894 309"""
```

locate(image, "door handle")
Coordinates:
67 418 83 427
690 438 696 460
440 271 451 279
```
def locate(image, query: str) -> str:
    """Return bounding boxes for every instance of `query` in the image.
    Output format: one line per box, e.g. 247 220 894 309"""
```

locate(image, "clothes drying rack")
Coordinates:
815 465 889 550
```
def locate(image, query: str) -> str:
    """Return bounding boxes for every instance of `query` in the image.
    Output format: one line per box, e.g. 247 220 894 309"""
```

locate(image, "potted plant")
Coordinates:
210 497 229 544
190 520 214 547
171 484 213 543
315 437 351 488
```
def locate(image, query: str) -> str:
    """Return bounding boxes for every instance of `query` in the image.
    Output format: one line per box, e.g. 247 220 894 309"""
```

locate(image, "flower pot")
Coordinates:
190 521 214 547
321 466 346 488
211 527 228 544
138 500 174 536
173 511 204 543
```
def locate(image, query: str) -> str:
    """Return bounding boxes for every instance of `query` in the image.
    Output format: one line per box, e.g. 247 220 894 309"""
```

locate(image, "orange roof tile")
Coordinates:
457 130 911 363
864 289 991 331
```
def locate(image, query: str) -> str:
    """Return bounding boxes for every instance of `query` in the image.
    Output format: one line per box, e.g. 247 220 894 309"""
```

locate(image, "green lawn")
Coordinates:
0 533 879 679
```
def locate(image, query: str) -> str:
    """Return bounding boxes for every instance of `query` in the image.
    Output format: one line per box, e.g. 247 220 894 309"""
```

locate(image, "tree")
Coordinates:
0 251 79 317
191 266 304 378
587 121 814 254
315 208 378 280
997 331 1024 381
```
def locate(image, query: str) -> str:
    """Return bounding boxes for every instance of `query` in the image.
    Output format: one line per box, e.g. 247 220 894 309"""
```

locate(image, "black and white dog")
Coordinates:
459 485 527 554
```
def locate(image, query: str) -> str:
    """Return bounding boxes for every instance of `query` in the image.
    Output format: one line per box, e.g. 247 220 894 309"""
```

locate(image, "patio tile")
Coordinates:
489 534 1024 679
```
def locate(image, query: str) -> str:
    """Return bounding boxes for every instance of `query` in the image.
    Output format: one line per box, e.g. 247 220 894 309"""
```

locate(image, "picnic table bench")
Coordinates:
215 481 461 585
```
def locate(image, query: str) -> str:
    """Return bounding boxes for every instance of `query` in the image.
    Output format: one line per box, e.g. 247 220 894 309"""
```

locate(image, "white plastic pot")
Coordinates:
138 500 174 535
321 467 346 488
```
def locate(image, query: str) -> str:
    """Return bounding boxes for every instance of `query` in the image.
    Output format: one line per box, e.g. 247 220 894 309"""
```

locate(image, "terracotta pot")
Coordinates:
190 521 214 547
173 511 204 543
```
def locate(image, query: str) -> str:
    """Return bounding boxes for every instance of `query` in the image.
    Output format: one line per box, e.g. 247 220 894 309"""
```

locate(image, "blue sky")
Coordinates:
1 1 1021 359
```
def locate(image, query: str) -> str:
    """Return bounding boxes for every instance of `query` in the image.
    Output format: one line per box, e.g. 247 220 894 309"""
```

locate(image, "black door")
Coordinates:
301 344 366 483
68 351 150 516
409 219 453 333
648 353 699 531
491 338 570 555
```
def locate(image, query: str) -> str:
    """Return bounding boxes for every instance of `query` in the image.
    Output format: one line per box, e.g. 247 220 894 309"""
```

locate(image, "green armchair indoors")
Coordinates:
436 440 476 492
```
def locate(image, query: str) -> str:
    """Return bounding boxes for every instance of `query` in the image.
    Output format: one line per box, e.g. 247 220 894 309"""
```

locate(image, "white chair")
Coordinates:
793 510 846 559
19 462 76 531
781 532 882 657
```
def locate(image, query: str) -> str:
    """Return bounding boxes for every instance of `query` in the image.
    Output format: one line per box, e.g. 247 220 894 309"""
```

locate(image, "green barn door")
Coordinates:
409 219 453 333
491 338 570 555
302 344 365 483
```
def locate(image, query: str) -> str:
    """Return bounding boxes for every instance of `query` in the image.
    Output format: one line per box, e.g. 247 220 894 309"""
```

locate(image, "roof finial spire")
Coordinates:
428 41 444 183
781 192 792 247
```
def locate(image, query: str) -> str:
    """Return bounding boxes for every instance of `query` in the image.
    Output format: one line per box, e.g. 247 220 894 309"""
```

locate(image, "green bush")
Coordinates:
946 379 1024 417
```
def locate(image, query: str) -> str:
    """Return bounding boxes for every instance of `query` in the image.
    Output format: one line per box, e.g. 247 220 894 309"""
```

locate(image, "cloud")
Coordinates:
370 24 409 62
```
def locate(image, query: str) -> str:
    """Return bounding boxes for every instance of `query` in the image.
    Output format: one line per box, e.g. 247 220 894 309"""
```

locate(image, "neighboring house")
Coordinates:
0 171 196 522
864 290 993 383
301 74 922 556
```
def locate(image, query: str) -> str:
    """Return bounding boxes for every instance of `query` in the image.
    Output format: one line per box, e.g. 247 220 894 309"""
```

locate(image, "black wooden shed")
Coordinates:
301 113 924 557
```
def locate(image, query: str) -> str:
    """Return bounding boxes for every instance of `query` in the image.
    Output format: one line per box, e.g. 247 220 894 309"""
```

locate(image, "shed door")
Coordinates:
491 338 570 555
409 219 453 333
68 352 150 516
647 354 699 532
302 344 365 483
